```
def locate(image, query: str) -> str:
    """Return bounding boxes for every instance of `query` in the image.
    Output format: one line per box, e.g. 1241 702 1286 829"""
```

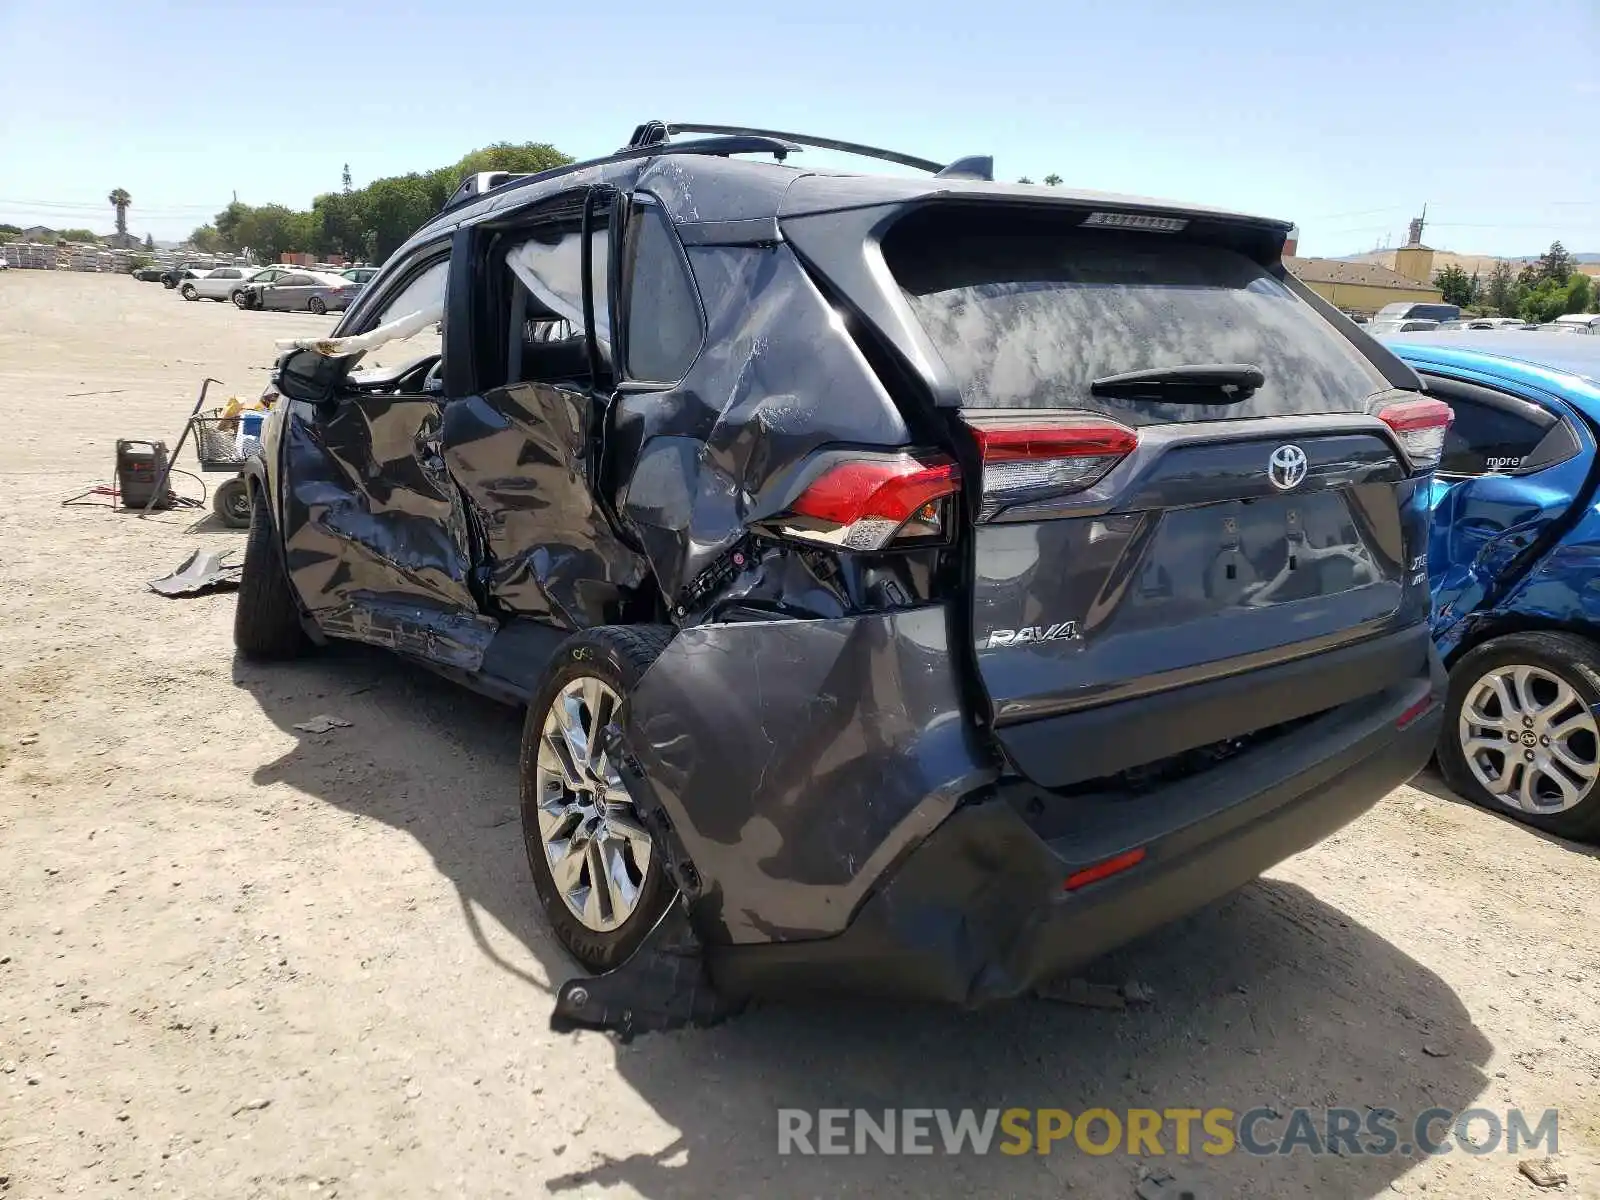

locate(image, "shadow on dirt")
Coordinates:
236 645 1495 1199
1409 765 1599 860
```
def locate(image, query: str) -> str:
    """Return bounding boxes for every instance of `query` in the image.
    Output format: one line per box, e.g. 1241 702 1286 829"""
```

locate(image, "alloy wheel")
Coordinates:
1459 663 1599 814
533 676 653 932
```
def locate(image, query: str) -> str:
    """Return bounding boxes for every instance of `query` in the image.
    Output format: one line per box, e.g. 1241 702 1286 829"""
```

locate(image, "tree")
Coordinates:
1519 278 1568 324
1017 176 1035 185
1433 264 1476 307
183 140 575 268
1563 272 1593 315
213 201 249 251
188 224 221 253
1538 241 1573 285
233 203 304 263
143 233 155 251
108 188 131 237
453 141 569 177
58 228 99 243
1043 173 1063 187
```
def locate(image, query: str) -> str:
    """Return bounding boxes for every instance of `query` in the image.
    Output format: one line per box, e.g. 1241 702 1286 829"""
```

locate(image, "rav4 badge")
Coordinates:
983 622 1081 649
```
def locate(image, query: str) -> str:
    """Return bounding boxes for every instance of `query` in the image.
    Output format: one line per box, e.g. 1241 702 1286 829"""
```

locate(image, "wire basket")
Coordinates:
190 415 260 470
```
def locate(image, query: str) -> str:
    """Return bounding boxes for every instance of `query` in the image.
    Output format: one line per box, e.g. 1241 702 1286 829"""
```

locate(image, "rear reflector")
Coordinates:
785 453 960 551
1063 847 1147 891
966 413 1138 520
1378 397 1453 471
1395 694 1436 730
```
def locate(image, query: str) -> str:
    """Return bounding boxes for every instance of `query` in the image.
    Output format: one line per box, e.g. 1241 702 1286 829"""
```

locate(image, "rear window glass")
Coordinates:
885 217 1388 424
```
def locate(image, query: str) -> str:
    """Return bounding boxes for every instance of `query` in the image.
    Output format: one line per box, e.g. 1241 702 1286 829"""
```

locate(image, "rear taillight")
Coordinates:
966 414 1138 520
1378 397 1453 471
781 453 960 551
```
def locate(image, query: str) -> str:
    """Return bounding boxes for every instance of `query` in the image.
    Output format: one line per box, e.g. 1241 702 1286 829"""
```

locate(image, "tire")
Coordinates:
234 485 307 660
212 476 252 528
181 283 198 301
307 296 327 315
163 278 177 289
520 625 676 972
233 290 254 310
1438 631 1600 841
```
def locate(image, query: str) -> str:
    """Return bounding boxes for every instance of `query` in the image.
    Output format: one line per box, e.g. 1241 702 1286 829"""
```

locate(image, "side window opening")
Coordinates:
1424 375 1559 477
296 255 449 372
620 198 703 383
493 198 612 390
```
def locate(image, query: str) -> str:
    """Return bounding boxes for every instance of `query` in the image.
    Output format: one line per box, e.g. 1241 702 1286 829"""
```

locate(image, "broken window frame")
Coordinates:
615 191 707 390
275 240 451 367
473 188 618 394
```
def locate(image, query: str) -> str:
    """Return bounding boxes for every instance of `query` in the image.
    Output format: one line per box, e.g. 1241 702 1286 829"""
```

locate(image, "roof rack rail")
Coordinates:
441 134 810 214
636 122 980 176
439 122 992 215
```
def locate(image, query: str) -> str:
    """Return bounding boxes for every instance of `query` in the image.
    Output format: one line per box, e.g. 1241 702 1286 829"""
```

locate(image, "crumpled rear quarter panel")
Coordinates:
622 607 997 945
617 242 911 605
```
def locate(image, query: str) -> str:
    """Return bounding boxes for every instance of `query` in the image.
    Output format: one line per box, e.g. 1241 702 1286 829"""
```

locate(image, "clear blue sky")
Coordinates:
2 0 1595 258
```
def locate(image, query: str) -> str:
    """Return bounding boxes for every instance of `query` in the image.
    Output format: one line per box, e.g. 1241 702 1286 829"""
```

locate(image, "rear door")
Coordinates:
439 188 650 627
876 208 1443 784
1414 369 1593 647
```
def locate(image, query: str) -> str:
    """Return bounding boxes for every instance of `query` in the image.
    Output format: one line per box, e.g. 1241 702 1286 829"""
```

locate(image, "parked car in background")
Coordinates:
182 265 261 302
1549 314 1599 334
162 261 215 289
1385 332 1600 840
235 121 1445 1029
131 265 166 282
1466 317 1525 330
339 266 378 284
1368 318 1440 335
1376 301 1461 325
234 270 357 314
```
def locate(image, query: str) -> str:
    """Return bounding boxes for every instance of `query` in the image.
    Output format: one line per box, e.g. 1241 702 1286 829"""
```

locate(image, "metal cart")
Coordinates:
142 377 258 528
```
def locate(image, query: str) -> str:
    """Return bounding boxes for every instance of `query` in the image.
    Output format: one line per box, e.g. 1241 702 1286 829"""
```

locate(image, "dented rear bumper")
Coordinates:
623 612 1442 1005
622 607 998 946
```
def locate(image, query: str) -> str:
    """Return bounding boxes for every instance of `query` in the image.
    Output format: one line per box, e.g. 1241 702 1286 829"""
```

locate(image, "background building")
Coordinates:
1287 213 1444 317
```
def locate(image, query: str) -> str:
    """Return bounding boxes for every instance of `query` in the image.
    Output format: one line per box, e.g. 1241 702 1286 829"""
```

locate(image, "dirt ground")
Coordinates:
2 270 1598 1199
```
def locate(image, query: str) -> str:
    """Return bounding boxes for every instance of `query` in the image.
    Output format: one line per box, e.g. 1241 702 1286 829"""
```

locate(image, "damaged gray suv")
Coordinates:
236 121 1448 1035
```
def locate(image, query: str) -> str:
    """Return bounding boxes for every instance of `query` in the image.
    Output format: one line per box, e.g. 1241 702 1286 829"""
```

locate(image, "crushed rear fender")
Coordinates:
621 607 997 945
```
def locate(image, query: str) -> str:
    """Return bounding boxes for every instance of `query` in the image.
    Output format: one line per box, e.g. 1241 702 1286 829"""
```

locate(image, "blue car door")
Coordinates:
1415 368 1594 656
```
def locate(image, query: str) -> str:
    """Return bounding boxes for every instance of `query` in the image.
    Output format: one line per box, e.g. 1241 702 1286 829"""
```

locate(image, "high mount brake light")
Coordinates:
1377 397 1453 471
965 414 1139 520
783 453 961 551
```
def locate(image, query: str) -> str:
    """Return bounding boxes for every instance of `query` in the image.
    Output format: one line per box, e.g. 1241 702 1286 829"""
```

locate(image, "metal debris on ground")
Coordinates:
147 549 240 597
1518 1157 1568 1188
1136 1164 1208 1200
292 716 352 735
1035 978 1156 1009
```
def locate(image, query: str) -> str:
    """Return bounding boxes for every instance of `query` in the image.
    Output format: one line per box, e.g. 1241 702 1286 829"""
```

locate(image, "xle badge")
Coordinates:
983 622 1080 649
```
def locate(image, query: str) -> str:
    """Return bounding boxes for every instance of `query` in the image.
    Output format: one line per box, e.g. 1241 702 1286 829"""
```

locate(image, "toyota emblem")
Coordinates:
1268 444 1308 491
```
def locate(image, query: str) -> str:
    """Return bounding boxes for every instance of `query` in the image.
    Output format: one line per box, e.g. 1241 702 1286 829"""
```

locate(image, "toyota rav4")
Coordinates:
235 121 1447 1031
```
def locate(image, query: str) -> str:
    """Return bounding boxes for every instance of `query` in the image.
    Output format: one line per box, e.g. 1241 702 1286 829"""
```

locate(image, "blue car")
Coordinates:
1384 332 1600 840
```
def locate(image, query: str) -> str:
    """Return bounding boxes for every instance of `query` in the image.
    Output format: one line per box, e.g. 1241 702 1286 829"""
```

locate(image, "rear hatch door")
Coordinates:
880 207 1442 785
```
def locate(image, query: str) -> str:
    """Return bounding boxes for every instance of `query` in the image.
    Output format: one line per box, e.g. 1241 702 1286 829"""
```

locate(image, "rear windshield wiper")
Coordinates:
1090 363 1265 401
